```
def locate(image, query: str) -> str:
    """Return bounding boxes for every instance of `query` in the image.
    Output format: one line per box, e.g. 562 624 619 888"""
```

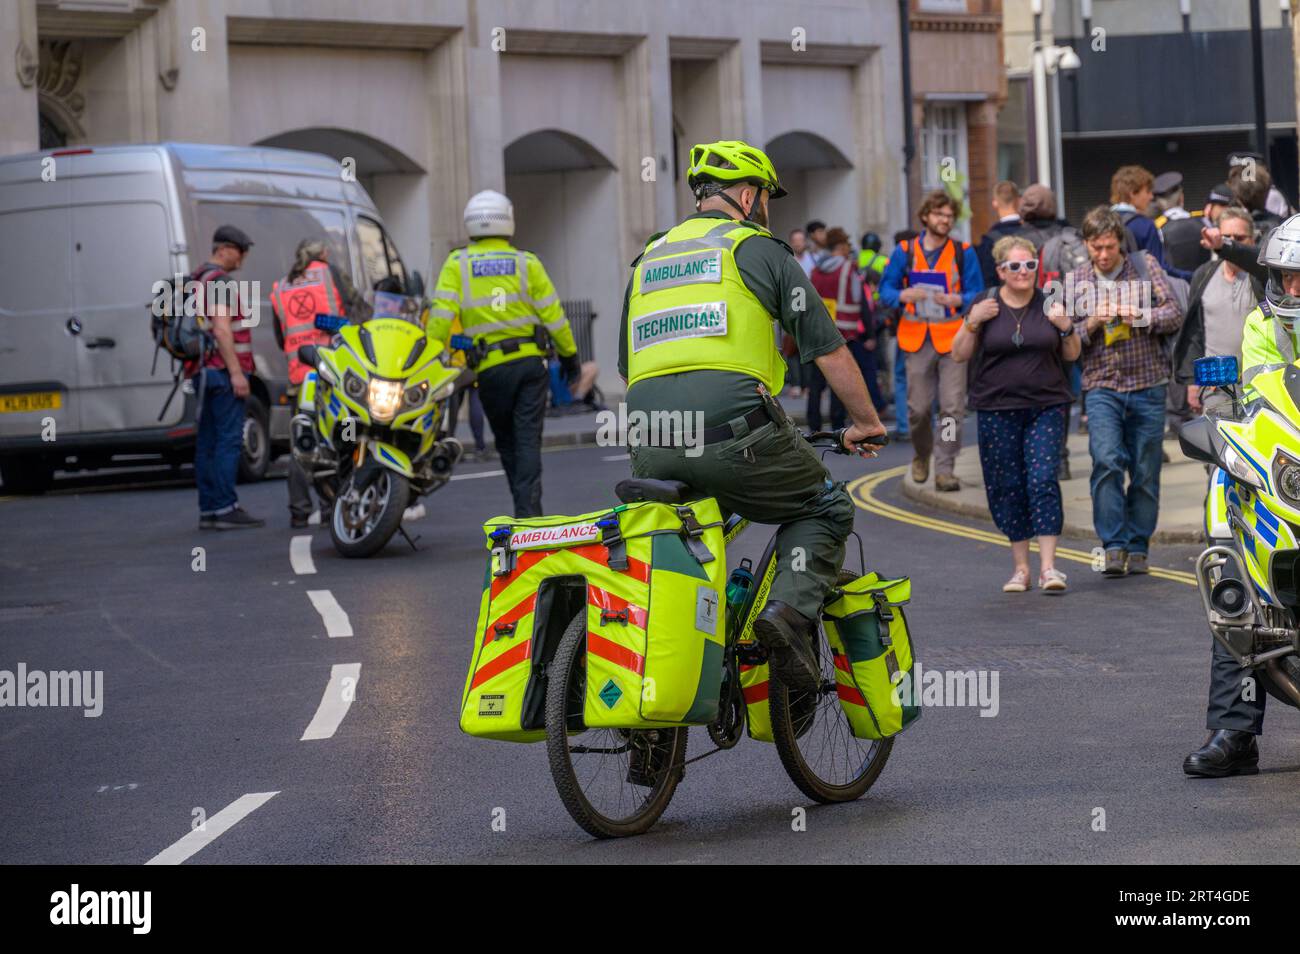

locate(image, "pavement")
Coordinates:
901 428 1206 546
5 423 1300 864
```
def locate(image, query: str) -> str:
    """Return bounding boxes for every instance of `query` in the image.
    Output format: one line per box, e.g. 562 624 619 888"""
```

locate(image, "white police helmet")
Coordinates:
1258 213 1300 325
464 190 514 239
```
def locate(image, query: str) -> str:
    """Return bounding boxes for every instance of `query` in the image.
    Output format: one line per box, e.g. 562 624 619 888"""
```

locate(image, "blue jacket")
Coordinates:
879 232 985 313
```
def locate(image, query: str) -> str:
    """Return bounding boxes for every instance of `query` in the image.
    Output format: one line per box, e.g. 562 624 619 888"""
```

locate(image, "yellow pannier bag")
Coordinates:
459 499 727 741
821 572 921 740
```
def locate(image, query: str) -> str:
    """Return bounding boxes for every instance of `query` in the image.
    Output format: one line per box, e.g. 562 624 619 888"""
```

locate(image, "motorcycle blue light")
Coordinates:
1193 355 1239 387
449 334 474 351
315 313 348 333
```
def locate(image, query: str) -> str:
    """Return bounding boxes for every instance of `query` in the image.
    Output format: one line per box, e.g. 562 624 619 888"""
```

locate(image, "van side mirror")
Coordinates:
297 344 319 369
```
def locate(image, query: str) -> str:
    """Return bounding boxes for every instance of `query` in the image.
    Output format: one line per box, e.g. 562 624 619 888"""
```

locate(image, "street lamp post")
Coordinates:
1031 42 1081 205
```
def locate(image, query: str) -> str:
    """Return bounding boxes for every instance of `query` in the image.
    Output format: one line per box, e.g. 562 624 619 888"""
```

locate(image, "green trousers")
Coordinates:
629 416 856 621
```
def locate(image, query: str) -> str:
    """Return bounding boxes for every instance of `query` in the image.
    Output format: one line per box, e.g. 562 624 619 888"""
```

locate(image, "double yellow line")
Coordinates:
847 466 1197 587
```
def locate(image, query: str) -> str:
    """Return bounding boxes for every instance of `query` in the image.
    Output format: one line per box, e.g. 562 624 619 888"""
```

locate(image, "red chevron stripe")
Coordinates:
469 639 532 690
742 680 769 705
488 542 650 599
586 631 645 676
483 591 537 647
587 584 648 630
835 682 867 708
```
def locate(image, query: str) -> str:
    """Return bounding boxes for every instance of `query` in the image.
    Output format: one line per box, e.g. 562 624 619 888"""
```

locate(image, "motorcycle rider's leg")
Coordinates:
1185 635 1263 777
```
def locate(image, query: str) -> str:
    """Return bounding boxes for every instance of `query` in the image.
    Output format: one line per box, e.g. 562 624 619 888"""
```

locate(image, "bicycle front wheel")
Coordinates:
768 615 894 804
544 611 687 838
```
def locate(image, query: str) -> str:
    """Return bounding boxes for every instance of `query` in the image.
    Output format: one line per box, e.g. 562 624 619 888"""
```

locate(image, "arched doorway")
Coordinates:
764 131 856 246
503 129 621 390
254 127 428 279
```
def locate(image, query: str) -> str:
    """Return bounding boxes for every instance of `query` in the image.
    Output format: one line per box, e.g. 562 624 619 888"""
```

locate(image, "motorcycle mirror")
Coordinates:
407 270 425 298
297 344 320 369
1177 416 1218 465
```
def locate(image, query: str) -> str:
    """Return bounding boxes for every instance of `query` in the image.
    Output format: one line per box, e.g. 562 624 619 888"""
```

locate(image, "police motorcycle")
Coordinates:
292 291 473 558
1180 353 1300 710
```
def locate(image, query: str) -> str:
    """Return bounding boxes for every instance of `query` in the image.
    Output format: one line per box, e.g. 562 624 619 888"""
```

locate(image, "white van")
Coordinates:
0 142 418 492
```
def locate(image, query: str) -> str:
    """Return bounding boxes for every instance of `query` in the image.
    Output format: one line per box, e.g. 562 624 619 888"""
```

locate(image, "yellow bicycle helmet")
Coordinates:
686 140 788 199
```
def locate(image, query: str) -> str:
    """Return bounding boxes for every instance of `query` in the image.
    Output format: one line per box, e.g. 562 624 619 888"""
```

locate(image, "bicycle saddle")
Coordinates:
615 478 697 505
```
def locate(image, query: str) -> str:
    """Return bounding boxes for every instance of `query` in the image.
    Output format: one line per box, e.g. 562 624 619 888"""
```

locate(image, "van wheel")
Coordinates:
238 396 270 483
0 457 53 495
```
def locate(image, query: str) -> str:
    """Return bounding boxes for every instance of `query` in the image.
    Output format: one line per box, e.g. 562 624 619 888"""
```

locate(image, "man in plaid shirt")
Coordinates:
1068 205 1184 576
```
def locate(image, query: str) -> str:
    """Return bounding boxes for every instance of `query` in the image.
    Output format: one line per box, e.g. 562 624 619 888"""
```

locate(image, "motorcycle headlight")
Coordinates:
343 370 366 401
1275 451 1300 504
403 382 429 408
1224 443 1265 490
431 380 456 402
367 378 402 422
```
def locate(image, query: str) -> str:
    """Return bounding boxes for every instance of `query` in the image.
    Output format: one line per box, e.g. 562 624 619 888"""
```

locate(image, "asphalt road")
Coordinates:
3 434 1300 864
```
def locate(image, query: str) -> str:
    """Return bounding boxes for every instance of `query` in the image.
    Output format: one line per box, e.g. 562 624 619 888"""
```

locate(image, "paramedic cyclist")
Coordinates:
1185 214 1300 778
618 140 887 693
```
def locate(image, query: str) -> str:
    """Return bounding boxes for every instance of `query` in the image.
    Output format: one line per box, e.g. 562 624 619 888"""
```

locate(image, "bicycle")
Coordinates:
544 429 898 838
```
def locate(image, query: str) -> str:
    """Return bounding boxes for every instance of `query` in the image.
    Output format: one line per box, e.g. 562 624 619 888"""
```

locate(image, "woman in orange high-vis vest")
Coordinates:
878 190 985 490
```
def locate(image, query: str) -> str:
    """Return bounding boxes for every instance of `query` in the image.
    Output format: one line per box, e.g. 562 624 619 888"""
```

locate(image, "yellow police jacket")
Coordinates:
428 238 577 373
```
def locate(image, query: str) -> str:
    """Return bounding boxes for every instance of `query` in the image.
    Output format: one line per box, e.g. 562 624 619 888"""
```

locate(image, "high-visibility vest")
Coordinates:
626 216 785 393
896 237 968 354
428 238 575 373
270 261 342 385
809 259 863 340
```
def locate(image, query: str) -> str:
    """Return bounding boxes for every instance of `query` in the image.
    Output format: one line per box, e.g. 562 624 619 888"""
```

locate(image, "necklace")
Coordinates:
1004 298 1032 347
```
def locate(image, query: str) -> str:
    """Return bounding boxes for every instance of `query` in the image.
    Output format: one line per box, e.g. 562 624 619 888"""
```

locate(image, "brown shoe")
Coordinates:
911 456 930 483
935 473 961 492
1126 552 1149 574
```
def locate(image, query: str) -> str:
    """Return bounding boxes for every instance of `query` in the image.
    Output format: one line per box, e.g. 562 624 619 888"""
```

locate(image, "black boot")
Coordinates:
1182 729 1260 778
754 601 820 693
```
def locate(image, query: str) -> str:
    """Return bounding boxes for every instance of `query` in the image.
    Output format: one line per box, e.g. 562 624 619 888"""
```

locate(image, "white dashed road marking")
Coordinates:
450 469 505 480
145 791 280 865
307 589 352 638
290 535 316 575
301 663 361 741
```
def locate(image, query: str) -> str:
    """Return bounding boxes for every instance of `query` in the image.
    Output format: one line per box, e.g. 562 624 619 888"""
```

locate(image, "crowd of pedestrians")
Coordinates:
792 154 1294 596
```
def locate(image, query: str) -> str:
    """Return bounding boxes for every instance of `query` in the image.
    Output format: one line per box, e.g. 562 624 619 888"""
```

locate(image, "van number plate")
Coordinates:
0 391 60 414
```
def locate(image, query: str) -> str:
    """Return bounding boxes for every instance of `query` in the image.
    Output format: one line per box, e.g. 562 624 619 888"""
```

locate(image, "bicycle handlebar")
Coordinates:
805 428 890 457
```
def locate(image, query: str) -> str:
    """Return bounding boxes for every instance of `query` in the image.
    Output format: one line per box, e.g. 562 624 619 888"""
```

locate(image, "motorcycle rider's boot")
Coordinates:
754 601 820 693
1182 729 1260 778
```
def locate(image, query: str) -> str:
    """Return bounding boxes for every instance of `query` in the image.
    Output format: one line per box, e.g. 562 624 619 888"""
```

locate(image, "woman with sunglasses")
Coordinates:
951 235 1081 593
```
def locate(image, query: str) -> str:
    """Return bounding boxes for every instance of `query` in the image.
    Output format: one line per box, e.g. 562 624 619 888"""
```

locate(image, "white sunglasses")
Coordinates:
999 259 1038 273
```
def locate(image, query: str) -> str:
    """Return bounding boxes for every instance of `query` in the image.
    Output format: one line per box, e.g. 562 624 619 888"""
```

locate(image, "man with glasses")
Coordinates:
879 190 984 490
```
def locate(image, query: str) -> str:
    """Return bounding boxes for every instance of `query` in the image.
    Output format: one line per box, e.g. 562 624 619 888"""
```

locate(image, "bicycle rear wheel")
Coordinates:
768 611 893 804
544 611 687 838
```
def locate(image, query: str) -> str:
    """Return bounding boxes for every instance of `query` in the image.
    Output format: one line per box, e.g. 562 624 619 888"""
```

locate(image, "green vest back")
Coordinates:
626 217 784 391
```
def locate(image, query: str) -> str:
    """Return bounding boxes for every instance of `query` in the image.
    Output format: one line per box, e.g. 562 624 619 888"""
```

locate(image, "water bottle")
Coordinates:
726 559 755 610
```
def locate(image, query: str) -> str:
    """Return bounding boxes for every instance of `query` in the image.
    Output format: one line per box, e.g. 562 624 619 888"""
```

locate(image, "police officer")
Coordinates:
428 190 580 518
1152 171 1210 276
619 140 887 692
270 238 364 527
1184 214 1300 777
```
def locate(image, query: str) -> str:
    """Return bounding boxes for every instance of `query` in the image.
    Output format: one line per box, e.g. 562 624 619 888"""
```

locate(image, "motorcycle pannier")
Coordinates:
459 499 727 741
821 572 920 740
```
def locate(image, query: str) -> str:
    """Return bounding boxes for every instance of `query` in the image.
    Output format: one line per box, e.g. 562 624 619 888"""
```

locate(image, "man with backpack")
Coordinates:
879 190 984 490
190 225 264 530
